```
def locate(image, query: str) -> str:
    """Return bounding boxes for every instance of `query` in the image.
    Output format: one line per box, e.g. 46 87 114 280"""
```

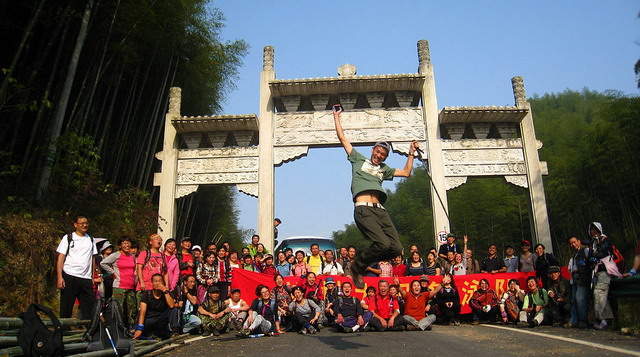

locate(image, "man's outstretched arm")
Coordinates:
333 105 353 156
394 141 419 177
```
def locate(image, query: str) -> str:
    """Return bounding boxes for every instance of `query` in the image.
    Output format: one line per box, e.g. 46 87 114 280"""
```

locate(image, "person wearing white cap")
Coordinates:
333 105 419 289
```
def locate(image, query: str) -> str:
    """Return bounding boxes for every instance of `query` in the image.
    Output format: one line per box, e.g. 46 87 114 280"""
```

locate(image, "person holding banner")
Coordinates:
333 104 420 289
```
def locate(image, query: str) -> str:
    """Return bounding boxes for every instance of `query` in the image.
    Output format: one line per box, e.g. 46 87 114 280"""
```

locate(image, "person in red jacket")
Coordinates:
470 279 499 324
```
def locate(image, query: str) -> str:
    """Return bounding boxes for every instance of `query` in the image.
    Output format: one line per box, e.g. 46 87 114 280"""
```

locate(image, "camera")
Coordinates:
332 104 343 112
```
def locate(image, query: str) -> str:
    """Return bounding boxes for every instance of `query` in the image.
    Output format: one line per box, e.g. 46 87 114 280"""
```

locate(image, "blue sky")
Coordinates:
210 1 639 242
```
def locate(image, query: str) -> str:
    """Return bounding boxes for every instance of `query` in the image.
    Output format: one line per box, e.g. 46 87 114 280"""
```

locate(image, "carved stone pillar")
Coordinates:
418 40 450 246
157 87 181 238
516 77 553 252
258 46 276 252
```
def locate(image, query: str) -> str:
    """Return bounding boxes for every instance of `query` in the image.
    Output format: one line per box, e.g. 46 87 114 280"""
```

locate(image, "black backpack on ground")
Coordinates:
17 303 64 357
84 298 134 355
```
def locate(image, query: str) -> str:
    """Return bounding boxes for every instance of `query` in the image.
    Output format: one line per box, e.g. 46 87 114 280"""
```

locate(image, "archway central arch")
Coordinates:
154 40 552 253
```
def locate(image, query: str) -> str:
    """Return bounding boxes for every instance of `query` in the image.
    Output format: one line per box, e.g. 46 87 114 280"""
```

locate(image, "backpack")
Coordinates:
84 298 133 355
321 260 339 274
143 248 168 273
611 244 625 272
17 304 64 357
64 232 96 268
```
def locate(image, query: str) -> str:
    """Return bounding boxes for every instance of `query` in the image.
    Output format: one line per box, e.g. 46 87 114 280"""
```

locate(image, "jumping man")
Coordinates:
333 104 419 288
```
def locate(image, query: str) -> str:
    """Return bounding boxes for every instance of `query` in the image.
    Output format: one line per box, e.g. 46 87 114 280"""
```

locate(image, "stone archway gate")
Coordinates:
154 40 552 253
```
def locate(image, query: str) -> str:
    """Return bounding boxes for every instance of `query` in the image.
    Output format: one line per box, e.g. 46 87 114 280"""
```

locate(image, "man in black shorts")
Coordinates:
333 105 419 288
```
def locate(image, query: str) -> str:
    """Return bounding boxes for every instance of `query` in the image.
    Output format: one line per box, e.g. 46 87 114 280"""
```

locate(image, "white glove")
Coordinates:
483 305 491 313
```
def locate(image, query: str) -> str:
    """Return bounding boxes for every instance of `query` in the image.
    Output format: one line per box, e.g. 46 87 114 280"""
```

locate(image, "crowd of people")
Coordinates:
55 216 639 340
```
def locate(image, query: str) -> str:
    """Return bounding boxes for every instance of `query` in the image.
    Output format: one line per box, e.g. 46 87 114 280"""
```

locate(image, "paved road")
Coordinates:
165 325 640 357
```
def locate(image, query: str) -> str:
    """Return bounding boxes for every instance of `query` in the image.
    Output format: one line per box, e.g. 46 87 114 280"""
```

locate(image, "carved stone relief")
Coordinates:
274 109 425 146
337 93 358 110
440 139 523 150
176 185 198 198
446 123 465 140
367 92 385 108
263 46 274 71
495 123 518 139
446 177 467 190
470 123 491 139
177 172 258 185
281 96 300 112
233 130 254 147
310 94 329 111
445 163 526 176
512 76 526 106
504 175 528 188
338 64 357 76
395 91 415 107
236 183 259 197
178 147 258 159
443 148 525 163
206 132 228 148
177 157 258 173
168 87 182 115
274 146 309 166
417 40 430 65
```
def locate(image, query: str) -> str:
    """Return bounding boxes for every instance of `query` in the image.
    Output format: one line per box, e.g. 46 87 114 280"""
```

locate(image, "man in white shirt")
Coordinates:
56 216 99 319
320 250 345 276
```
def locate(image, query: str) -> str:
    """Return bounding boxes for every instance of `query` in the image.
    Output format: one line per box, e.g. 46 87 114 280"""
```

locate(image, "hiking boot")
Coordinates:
350 263 365 289
212 329 220 336
308 326 317 334
471 320 479 325
563 323 572 329
516 321 528 328
425 324 432 331
454 319 461 326
391 325 405 331
201 330 211 336
406 325 418 331
594 320 608 330
299 328 307 335
343 327 353 333
237 328 251 337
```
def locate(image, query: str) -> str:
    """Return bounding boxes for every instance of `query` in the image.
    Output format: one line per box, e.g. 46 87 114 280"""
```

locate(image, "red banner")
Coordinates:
231 269 548 314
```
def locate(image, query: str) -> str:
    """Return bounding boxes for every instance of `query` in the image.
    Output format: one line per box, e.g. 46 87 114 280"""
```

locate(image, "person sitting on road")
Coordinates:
320 250 345 276
368 280 404 331
498 278 525 324
398 276 445 331
133 274 175 340
226 288 249 331
517 276 550 328
177 274 201 334
481 244 507 274
389 284 405 315
405 251 429 276
323 277 340 326
360 286 376 311
469 278 499 324
334 281 373 333
547 266 572 327
289 286 321 334
434 273 461 325
424 252 442 276
198 286 230 336
239 285 280 337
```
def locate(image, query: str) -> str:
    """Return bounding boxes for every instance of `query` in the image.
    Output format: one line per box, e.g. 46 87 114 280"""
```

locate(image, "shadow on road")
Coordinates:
309 333 370 350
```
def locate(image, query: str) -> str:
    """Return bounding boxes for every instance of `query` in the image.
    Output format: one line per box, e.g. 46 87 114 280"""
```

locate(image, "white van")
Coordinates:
274 236 336 256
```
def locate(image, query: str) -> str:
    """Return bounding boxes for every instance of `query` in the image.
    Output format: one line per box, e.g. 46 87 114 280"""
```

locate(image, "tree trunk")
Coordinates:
37 0 93 200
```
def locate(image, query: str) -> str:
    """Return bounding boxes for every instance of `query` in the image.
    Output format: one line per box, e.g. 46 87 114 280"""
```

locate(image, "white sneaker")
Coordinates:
352 325 360 332
594 320 608 330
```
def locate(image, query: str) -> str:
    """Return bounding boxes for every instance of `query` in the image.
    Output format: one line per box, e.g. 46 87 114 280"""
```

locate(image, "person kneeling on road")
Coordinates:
334 282 373 333
517 276 550 328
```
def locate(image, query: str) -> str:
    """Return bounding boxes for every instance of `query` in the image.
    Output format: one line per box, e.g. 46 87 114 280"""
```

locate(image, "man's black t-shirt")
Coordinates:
482 256 506 272
142 290 170 318
438 243 461 257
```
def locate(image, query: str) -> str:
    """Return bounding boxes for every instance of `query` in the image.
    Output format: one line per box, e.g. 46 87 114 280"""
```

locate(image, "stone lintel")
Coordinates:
173 114 258 133
269 74 426 97
439 106 528 123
